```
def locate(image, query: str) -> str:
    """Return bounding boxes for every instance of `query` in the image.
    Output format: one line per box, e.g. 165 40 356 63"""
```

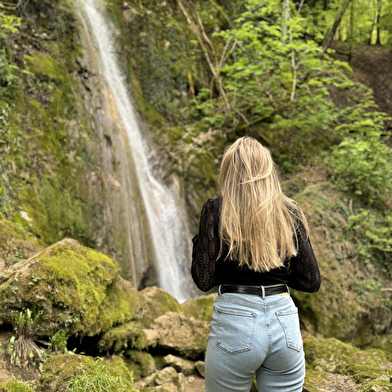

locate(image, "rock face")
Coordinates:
151 312 210 360
302 337 392 392
0 239 143 336
0 220 42 268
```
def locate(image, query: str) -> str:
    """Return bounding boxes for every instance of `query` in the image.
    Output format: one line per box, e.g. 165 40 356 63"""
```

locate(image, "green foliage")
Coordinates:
348 209 392 262
10 307 43 339
0 5 21 103
5 308 44 369
49 330 68 353
65 358 139 392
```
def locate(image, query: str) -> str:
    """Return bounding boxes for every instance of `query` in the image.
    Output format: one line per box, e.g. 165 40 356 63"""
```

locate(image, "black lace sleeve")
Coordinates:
191 199 220 292
287 220 321 293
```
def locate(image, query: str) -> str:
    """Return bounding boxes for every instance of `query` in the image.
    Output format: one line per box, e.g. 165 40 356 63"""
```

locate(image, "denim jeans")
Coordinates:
205 288 305 392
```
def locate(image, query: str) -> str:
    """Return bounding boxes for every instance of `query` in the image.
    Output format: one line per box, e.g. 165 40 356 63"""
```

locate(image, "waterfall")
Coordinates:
81 0 195 302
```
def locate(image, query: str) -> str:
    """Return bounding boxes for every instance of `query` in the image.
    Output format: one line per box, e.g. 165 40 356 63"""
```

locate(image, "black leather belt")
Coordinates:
219 284 288 296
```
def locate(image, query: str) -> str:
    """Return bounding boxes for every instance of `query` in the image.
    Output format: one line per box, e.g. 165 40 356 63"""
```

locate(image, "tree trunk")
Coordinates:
368 0 376 45
320 0 352 57
376 0 382 45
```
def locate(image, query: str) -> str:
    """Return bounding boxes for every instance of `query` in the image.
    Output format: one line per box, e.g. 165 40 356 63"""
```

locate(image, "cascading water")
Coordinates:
81 0 195 302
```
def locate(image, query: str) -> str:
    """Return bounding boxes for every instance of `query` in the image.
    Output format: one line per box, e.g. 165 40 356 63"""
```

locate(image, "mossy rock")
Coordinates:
335 364 392 384
99 318 162 352
362 380 392 392
137 286 183 327
0 381 34 392
182 293 216 322
0 220 42 268
39 354 135 392
25 52 65 82
124 350 156 380
0 239 143 336
304 337 392 372
302 369 327 392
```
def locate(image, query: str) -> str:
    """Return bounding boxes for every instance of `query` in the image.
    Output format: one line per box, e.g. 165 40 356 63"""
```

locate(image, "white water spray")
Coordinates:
82 0 194 302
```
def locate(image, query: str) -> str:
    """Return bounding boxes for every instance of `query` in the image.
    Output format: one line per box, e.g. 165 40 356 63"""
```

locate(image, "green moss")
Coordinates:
182 293 216 322
0 381 34 392
0 239 141 336
137 286 183 327
304 337 392 373
98 321 154 353
0 219 41 266
361 380 392 392
335 364 392 384
96 276 143 332
124 350 156 380
25 52 65 82
302 370 327 392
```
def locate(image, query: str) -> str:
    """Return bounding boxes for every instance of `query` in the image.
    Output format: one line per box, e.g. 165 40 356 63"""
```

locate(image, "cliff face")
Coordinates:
0 0 155 287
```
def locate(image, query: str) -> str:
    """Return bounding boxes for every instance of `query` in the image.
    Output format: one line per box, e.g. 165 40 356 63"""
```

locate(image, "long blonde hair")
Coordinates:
218 136 309 272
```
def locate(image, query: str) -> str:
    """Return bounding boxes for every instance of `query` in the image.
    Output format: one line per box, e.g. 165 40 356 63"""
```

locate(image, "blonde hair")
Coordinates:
218 136 309 272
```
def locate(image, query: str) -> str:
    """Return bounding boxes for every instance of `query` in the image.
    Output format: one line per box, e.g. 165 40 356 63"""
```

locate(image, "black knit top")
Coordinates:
191 197 321 293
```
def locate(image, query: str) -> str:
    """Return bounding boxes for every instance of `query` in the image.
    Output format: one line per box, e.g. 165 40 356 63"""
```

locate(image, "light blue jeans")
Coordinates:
205 288 305 392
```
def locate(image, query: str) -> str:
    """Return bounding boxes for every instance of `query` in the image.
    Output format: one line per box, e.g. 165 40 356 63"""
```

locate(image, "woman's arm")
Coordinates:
191 199 220 292
287 220 321 293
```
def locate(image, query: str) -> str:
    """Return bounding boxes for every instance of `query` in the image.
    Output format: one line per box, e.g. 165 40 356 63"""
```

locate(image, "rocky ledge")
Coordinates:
0 234 390 391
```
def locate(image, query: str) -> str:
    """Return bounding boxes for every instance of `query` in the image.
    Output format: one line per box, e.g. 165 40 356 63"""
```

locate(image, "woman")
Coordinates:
191 137 321 392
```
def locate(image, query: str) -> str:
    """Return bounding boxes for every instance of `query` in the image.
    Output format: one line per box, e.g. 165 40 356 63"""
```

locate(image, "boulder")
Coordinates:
98 286 183 352
0 239 143 336
151 312 209 359
39 354 135 392
195 361 205 378
182 293 216 322
163 355 195 376
136 366 187 392
124 350 156 380
137 286 183 326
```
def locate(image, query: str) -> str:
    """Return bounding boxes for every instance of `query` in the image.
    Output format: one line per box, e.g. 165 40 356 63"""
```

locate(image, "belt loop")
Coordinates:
261 285 265 300
218 285 222 296
286 285 290 296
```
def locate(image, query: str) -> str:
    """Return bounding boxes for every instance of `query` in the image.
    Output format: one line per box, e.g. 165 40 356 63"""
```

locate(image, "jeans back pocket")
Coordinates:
216 306 256 355
275 309 302 352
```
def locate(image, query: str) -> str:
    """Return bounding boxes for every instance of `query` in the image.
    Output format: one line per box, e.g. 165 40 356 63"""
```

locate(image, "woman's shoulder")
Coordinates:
203 196 222 210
